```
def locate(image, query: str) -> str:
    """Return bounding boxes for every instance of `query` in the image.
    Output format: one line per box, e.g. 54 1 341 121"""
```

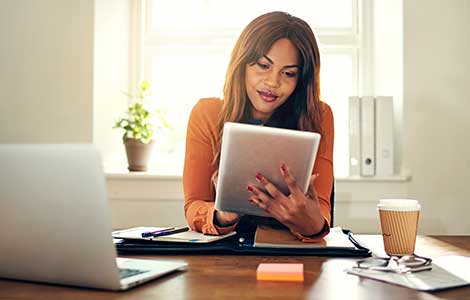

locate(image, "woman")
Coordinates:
183 11 334 241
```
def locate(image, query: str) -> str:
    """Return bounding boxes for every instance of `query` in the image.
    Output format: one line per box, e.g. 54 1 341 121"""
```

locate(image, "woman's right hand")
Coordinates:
212 172 241 227
214 210 241 227
212 171 241 227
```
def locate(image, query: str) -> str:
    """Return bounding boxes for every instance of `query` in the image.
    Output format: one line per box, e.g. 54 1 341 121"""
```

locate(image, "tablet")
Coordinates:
215 122 321 217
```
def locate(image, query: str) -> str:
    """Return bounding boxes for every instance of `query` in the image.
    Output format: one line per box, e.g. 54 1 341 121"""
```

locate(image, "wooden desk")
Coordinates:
1 235 468 300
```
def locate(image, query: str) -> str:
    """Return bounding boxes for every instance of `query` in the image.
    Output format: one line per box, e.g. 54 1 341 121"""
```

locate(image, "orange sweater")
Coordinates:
183 98 334 241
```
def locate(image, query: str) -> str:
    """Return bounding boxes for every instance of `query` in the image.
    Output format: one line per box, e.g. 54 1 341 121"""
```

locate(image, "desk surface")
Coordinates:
1 235 469 300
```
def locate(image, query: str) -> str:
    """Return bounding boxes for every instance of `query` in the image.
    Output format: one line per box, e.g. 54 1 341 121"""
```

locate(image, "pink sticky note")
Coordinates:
257 263 304 282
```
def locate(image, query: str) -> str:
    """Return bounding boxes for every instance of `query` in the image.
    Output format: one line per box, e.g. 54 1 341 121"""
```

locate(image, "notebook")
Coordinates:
254 226 357 249
0 144 187 291
114 226 371 257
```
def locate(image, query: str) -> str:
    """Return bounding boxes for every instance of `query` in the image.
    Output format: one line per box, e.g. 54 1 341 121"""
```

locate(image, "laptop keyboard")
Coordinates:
119 268 149 279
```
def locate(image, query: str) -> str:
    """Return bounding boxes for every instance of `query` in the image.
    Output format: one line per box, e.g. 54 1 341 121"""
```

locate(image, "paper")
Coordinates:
257 263 304 282
113 227 237 243
254 226 355 249
346 255 470 291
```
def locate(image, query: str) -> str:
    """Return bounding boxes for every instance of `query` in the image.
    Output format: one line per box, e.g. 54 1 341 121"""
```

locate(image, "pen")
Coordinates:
141 227 174 238
143 227 189 238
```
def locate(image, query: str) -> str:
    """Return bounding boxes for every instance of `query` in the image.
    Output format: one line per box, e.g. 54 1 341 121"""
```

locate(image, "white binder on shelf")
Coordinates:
375 96 394 176
360 96 375 176
348 97 361 176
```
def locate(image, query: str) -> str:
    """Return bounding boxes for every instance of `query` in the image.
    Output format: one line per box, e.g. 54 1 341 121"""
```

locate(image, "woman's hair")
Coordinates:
213 11 323 167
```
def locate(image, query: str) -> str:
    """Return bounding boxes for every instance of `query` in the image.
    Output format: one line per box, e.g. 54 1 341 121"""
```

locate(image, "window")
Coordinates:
134 0 370 177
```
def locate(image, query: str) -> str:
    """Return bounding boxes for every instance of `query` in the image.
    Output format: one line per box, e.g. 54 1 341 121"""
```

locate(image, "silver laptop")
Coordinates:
0 144 187 291
215 122 321 217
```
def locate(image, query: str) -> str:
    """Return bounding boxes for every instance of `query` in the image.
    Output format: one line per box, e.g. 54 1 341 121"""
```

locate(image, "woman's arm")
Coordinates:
310 103 335 226
183 99 238 234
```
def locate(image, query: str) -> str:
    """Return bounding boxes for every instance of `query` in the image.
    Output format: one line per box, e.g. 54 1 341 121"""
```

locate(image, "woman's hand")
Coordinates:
214 210 241 227
247 162 325 236
212 171 241 227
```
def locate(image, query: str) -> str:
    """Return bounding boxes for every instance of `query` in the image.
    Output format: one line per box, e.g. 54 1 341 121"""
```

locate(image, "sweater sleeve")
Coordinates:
291 102 335 242
183 99 236 235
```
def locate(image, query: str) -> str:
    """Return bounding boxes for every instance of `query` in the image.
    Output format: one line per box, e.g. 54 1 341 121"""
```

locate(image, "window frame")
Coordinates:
132 0 371 90
129 0 374 176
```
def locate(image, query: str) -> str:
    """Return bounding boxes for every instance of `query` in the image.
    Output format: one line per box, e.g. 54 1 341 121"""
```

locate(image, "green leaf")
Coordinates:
154 109 170 129
140 80 151 92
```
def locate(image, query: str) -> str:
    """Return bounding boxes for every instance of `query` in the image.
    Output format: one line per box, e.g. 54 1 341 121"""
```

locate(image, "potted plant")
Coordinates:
114 80 169 171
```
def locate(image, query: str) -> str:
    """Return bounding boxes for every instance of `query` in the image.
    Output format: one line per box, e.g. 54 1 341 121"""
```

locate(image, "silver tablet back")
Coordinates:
215 122 321 217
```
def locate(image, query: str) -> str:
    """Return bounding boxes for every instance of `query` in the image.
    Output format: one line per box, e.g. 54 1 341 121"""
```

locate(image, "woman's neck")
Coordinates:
247 118 264 125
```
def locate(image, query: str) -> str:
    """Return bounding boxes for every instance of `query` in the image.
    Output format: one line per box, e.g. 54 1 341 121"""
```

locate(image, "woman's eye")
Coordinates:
256 62 270 70
283 71 298 78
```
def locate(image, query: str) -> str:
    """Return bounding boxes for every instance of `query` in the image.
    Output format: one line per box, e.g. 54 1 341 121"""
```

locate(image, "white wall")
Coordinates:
373 0 404 175
93 0 131 168
0 0 94 142
403 0 470 234
107 175 187 229
0 0 129 147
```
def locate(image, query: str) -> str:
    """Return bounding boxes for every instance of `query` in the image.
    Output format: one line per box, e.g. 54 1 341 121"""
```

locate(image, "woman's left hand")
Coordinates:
247 162 325 236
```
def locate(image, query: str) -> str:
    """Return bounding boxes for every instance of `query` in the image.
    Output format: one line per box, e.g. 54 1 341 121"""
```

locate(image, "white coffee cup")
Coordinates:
377 199 421 256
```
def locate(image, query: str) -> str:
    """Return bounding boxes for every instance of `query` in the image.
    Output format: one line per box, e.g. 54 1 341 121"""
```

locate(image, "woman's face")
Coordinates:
245 38 299 122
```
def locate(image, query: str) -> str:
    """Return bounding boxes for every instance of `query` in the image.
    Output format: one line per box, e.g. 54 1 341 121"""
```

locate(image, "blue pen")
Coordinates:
141 227 174 238
142 227 189 238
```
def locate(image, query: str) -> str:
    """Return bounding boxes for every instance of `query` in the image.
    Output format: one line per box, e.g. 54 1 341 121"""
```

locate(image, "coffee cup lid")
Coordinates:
377 199 420 211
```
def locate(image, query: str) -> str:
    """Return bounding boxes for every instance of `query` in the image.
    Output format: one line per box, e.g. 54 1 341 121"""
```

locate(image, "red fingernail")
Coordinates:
247 185 254 192
255 173 263 182
280 163 287 173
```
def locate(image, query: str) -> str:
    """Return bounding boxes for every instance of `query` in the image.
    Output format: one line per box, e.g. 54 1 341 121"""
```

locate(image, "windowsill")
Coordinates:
106 172 181 180
105 167 411 182
104 165 182 180
336 175 411 182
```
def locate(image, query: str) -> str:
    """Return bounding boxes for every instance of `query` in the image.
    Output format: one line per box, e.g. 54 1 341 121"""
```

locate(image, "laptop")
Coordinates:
0 144 187 291
215 122 321 217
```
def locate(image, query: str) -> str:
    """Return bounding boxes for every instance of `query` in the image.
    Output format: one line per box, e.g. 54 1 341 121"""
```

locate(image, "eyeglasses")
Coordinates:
354 254 432 273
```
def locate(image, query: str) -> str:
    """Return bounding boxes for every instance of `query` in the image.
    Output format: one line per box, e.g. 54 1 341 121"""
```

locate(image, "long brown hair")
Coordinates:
213 11 323 167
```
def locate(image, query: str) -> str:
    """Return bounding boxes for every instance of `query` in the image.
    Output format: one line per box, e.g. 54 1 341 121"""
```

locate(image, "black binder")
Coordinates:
115 229 371 257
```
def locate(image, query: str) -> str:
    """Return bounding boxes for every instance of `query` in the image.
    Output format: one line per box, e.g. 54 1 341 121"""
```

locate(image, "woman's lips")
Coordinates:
257 90 278 102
